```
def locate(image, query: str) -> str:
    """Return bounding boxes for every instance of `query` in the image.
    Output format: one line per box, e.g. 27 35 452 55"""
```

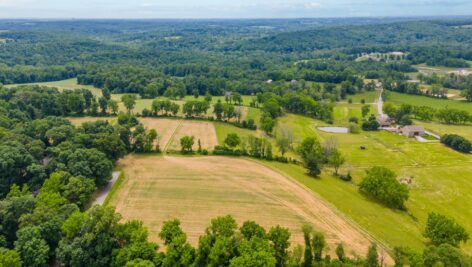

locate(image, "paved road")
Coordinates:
93 171 121 205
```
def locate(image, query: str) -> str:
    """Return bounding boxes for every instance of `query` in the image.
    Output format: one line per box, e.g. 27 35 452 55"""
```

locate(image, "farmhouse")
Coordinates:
400 125 425 137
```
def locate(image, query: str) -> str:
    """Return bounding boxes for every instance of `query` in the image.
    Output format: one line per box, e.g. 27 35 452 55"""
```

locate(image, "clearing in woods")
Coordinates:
109 155 389 260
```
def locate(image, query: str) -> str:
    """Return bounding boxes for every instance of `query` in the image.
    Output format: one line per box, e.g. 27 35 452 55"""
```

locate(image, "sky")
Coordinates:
0 0 471 19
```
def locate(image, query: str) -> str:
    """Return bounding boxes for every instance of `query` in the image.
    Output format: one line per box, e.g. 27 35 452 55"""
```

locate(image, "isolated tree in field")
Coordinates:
205 91 212 102
359 166 409 209
423 212 469 247
276 136 291 156
108 99 119 115
180 136 195 153
362 105 371 118
224 133 240 149
232 92 243 105
297 137 324 177
214 100 224 120
121 94 137 113
328 150 345 176
260 112 276 135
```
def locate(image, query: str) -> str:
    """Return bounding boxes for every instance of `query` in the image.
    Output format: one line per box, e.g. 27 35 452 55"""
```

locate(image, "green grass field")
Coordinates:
273 113 472 253
345 90 379 104
419 121 472 140
386 91 472 112
6 78 103 96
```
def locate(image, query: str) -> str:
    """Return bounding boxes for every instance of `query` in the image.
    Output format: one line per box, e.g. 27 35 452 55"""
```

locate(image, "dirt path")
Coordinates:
92 171 121 205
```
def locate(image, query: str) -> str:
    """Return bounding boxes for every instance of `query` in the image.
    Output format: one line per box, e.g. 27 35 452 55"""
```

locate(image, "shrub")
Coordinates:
349 123 361 134
339 173 352 182
359 166 409 209
440 134 472 153
362 115 380 131
348 117 359 124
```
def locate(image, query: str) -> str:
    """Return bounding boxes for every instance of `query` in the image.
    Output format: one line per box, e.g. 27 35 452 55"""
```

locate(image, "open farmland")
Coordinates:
6 78 103 96
108 154 389 259
165 120 218 151
140 118 183 149
386 91 472 111
274 113 472 253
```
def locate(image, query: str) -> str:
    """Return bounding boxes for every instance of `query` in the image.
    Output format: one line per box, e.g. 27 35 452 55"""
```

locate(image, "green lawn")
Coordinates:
273 113 472 253
386 91 472 112
333 103 376 125
419 121 472 140
345 90 380 104
5 78 103 96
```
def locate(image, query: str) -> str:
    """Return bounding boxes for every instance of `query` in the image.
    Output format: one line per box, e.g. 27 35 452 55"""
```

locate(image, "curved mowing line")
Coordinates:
163 120 183 153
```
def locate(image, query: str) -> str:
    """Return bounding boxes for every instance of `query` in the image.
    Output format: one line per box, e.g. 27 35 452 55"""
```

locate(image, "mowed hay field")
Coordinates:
109 155 388 259
166 120 218 151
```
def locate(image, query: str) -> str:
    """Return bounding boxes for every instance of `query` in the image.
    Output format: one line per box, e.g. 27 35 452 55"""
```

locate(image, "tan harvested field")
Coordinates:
109 155 389 259
166 120 218 151
139 118 182 149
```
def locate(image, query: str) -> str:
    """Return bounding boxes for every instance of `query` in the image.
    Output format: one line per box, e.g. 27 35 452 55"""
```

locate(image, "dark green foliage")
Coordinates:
359 167 409 209
440 134 472 153
423 212 469 247
297 137 324 177
362 115 380 131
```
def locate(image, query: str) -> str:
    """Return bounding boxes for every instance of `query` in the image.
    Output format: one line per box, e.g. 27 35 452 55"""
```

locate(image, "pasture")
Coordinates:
108 154 385 259
6 78 103 96
386 91 472 112
274 113 472 253
419 121 472 140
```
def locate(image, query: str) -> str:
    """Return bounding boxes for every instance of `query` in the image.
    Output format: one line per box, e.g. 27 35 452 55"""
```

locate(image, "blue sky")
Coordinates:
0 0 471 18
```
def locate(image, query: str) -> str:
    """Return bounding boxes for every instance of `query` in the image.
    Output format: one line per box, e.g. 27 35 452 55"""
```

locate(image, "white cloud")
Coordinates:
304 2 321 9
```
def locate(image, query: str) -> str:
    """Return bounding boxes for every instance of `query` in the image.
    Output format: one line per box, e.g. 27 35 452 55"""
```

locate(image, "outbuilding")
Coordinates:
400 125 425 137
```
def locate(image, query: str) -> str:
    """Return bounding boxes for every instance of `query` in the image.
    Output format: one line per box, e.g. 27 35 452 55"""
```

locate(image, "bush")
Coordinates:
440 134 472 153
348 117 359 124
359 166 409 209
349 123 361 134
362 115 380 131
339 173 352 182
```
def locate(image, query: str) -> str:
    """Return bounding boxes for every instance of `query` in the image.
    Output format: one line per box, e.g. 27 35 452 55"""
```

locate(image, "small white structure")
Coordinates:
400 125 425 138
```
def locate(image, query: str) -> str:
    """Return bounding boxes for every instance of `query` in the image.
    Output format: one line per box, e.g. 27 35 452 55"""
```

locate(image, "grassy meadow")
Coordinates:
6 78 103 96
272 113 472 253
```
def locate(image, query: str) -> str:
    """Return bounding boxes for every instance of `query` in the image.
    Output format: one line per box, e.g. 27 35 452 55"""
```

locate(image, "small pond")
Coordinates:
318 126 349 134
